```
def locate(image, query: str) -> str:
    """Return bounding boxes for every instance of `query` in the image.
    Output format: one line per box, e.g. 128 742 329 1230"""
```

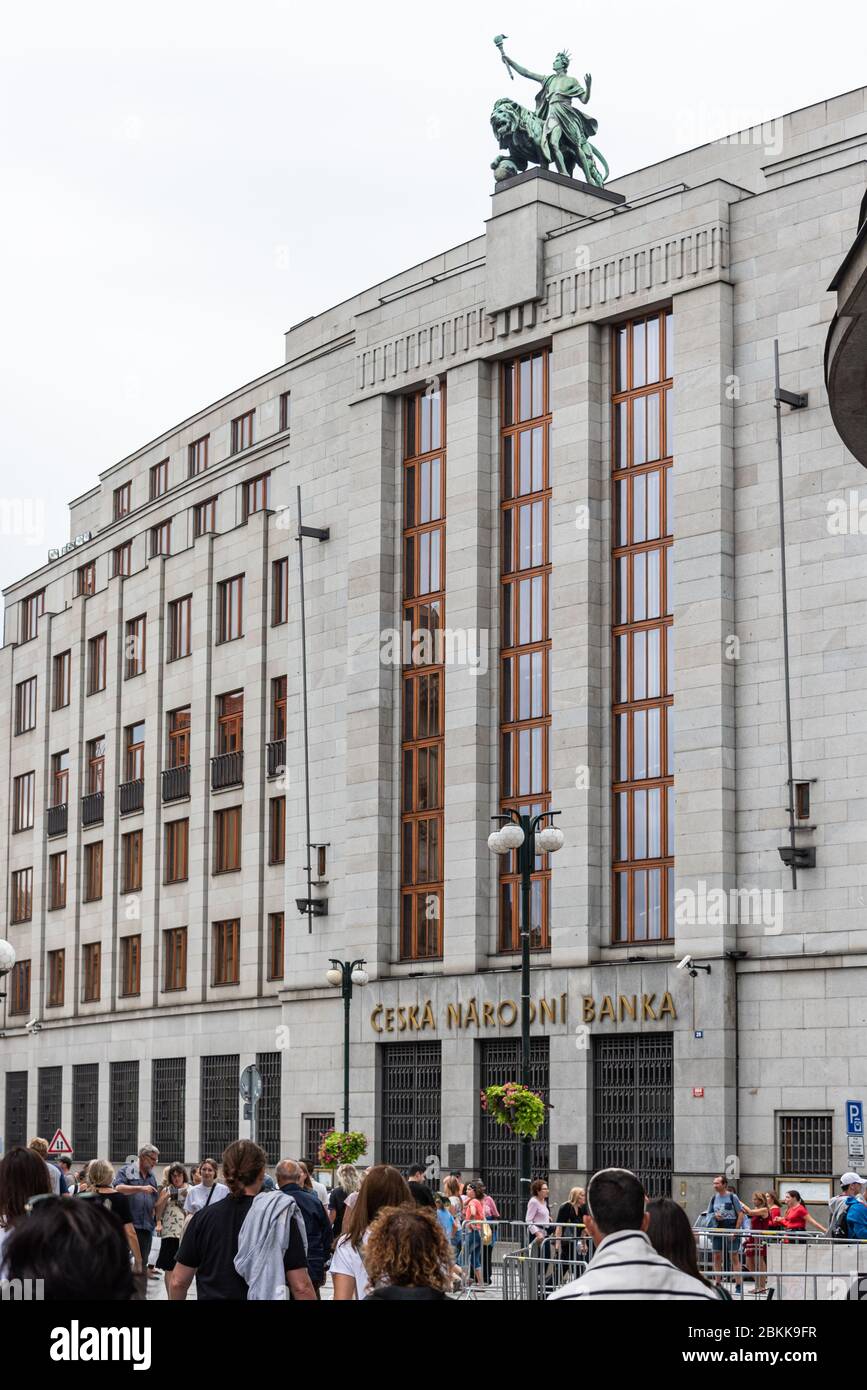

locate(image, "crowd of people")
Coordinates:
0 1136 864 1301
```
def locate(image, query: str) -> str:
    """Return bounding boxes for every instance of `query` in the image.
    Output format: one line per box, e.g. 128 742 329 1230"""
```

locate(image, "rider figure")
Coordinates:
499 47 599 182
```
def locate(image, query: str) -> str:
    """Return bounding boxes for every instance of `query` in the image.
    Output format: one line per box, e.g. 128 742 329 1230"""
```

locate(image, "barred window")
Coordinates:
779 1115 833 1177
109 1061 139 1163
200 1055 239 1157
152 1058 185 1158
37 1066 62 1140
256 1052 281 1165
304 1115 335 1168
73 1063 99 1159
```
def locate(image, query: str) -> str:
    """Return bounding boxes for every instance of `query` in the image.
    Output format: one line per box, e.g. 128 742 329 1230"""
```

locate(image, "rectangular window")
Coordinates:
84 842 103 902
14 677 37 733
165 819 189 883
53 650 71 709
75 562 96 597
498 353 552 953
109 1061 139 1162
779 1115 833 1177
168 707 190 768
125 722 146 781
193 496 217 538
243 472 270 518
47 950 65 1007
10 960 31 1015
272 676 287 741
168 595 192 661
213 920 240 986
150 459 169 499
87 633 107 694
87 736 106 793
21 590 45 642
269 797 286 865
11 868 33 923
232 411 255 453
267 913 284 981
149 520 172 557
51 750 70 807
111 541 132 578
49 851 67 910
13 772 35 832
121 829 143 893
217 691 243 753
216 575 244 643
188 435 209 477
163 928 187 992
124 615 146 678
400 387 446 961
612 311 674 945
120 935 141 997
214 806 242 873
272 557 288 625
113 482 132 520
82 942 101 1002
279 391 291 432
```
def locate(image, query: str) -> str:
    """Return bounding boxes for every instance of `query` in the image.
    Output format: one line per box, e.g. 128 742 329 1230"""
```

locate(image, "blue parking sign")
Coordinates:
847 1101 864 1136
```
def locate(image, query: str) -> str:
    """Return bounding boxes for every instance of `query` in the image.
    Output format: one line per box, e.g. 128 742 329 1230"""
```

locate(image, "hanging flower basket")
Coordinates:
481 1083 548 1140
318 1130 368 1167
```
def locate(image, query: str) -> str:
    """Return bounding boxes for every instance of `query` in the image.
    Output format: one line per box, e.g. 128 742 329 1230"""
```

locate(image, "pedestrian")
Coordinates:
300 1159 329 1207
171 1140 315 1301
781 1189 826 1235
27 1138 67 1194
435 1192 456 1245
4 1193 136 1301
56 1157 79 1194
363 1206 454 1301
476 1180 500 1284
550 1169 721 1301
829 1172 867 1239
703 1175 746 1289
276 1159 333 1295
0 1147 52 1274
554 1187 587 1276
462 1181 486 1288
184 1157 229 1217
409 1180 437 1210
84 1159 144 1276
330 1164 412 1300
112 1143 160 1276
155 1164 189 1295
328 1162 361 1241
765 1190 783 1229
406 1162 428 1186
646 1197 725 1298
190 1165 202 1188
525 1178 554 1294
742 1192 772 1294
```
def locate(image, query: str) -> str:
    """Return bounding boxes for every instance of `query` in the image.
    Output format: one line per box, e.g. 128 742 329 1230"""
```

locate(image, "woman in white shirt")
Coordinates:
183 1157 229 1215
330 1165 412 1300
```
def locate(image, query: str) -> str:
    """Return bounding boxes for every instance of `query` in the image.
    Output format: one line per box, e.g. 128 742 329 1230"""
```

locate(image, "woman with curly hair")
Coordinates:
330 1164 412 1300
363 1206 453 1301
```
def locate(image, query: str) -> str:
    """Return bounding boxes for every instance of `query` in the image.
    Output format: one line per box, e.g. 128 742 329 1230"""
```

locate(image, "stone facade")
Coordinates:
2 87 867 1215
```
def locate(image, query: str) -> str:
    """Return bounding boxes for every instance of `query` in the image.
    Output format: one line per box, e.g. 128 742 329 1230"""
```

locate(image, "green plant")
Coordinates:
318 1130 368 1166
480 1083 547 1140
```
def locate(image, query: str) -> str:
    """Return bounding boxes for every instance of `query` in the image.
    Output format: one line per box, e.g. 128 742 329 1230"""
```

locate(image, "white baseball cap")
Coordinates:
841 1172 865 1187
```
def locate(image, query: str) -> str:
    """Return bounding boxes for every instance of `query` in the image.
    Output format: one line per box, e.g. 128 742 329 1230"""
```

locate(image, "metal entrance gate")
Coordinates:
480 1038 550 1222
380 1042 441 1174
593 1034 673 1197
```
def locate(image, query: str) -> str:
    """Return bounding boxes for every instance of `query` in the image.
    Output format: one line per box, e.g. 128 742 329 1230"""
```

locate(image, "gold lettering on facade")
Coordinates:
446 1003 462 1030
659 992 677 1020
482 1001 496 1028
421 1000 436 1030
397 1006 407 1032
618 995 637 1022
465 998 479 1027
497 1000 518 1027
642 995 657 1022
560 993 568 1023
599 996 616 1023
407 1004 420 1030
371 1005 384 1033
583 996 596 1023
385 1006 395 1032
540 999 556 1024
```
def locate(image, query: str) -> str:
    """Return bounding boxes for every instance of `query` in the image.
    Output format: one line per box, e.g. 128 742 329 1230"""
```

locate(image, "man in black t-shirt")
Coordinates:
172 1140 315 1301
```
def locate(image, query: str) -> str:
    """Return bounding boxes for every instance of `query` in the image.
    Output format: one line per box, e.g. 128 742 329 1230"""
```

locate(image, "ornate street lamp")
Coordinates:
489 811 565 1211
326 959 369 1133
0 939 16 1002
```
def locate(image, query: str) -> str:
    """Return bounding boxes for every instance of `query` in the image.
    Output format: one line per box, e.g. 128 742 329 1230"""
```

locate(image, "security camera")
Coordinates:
677 955 693 971
26 1018 42 1033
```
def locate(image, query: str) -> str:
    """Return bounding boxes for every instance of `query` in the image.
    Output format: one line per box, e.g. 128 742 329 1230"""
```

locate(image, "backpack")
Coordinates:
829 1199 851 1240
707 1193 738 1228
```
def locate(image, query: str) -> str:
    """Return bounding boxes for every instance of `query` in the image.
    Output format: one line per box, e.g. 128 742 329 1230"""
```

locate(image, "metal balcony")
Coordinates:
81 791 104 828
162 765 191 803
47 803 68 838
211 751 243 791
119 779 145 815
267 739 286 778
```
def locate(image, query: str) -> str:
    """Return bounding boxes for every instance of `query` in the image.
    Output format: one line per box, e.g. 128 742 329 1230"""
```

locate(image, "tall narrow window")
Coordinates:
243 472 270 517
232 411 255 453
125 721 146 781
87 736 106 793
188 436 209 477
49 852 67 910
113 482 132 520
121 829 143 893
53 650 71 709
51 751 69 807
611 310 675 944
163 928 187 991
499 351 552 953
149 520 172 557
272 558 288 625
279 391 291 432
47 950 65 1007
216 575 244 643
165 819 189 883
168 595 192 661
13 772 35 832
14 677 37 733
267 913 284 981
217 692 243 752
21 590 45 642
400 386 445 961
214 806 242 873
84 842 103 902
120 936 141 997
11 868 33 923
111 542 132 578
150 459 169 499
272 676 287 740
124 615 146 678
10 960 31 1015
168 707 190 768
75 562 96 596
213 920 240 986
83 943 101 1002
193 497 217 537
87 633 107 693
269 797 286 864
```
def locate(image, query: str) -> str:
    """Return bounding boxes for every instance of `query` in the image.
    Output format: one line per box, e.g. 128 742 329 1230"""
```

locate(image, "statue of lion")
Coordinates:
490 96 609 187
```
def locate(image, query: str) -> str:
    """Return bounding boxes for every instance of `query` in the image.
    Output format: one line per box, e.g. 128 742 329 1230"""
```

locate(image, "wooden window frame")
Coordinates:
168 707 191 769
243 472 270 519
165 819 189 884
267 912 284 981
124 615 147 679
13 771 35 832
188 436 209 477
212 919 240 986
163 927 187 992
149 520 172 558
75 562 96 597
216 575 244 643
87 736 106 794
214 806 242 874
217 691 243 753
113 482 132 521
51 750 69 808
87 633 107 694
611 311 675 946
49 851 67 911
272 676 287 741
53 650 71 709
47 949 65 1007
149 459 169 500
14 677 37 734
271 557 289 625
168 594 192 661
84 841 104 902
269 797 286 865
10 959 31 1015
125 722 146 782
82 943 101 1003
120 935 141 998
111 541 132 579
11 867 33 924
232 411 255 454
21 590 45 643
121 829 143 894
193 496 217 538
279 391 291 432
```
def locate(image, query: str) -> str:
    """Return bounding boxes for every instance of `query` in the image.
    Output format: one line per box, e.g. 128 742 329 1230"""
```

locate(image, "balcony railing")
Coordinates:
47 803 68 838
81 791 104 828
211 750 243 791
119 779 145 815
162 765 191 803
267 739 286 778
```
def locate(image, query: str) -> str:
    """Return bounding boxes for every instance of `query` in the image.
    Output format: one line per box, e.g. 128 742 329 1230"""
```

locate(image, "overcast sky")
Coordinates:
1 0 864 597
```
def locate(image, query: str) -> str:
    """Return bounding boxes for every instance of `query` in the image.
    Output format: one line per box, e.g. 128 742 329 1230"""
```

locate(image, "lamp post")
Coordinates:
488 811 564 1212
326 958 369 1133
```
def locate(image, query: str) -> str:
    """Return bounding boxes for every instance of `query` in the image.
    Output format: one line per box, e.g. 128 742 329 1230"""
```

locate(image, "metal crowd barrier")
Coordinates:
449 1221 592 1300
694 1226 867 1301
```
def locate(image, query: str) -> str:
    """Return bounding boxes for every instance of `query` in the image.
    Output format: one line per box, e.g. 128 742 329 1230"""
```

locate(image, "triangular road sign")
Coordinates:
47 1129 72 1155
